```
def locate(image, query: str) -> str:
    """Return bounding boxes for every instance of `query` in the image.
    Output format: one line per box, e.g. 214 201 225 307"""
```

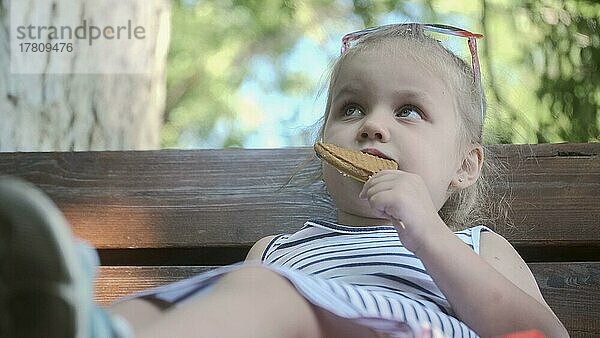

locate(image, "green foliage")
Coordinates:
163 0 338 148
524 0 599 142
352 0 406 26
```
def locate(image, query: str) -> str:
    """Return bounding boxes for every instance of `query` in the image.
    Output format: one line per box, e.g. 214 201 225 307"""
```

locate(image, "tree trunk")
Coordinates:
0 0 171 151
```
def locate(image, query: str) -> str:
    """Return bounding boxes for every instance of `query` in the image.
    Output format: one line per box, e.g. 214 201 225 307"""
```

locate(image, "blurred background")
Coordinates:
163 0 599 148
1 0 598 151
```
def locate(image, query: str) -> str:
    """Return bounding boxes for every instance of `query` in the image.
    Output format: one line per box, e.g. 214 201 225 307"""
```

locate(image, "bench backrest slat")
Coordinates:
1 144 598 251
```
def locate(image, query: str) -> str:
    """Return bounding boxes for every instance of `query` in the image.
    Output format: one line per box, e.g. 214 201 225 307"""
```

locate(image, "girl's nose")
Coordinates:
358 117 391 142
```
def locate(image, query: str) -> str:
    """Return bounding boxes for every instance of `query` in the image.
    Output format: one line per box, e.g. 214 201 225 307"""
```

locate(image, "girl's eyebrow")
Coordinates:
392 89 432 102
332 85 434 106
332 84 362 98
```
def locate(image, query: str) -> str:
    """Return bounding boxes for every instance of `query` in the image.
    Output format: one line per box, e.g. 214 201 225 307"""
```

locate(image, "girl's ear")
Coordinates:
451 144 484 190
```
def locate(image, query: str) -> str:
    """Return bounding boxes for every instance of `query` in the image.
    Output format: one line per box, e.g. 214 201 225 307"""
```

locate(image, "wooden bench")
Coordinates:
1 143 598 337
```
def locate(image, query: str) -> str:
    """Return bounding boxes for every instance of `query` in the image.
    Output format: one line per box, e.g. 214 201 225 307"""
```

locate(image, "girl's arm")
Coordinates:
479 231 555 316
360 169 568 337
412 219 569 338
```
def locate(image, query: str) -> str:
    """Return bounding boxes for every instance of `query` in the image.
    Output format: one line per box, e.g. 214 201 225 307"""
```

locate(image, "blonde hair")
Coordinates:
292 24 510 231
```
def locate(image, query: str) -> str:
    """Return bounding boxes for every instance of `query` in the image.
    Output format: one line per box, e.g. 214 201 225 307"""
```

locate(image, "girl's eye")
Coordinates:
395 105 424 120
342 104 364 118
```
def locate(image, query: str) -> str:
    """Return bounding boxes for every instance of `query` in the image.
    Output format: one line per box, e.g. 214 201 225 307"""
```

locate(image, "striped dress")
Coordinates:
125 219 490 338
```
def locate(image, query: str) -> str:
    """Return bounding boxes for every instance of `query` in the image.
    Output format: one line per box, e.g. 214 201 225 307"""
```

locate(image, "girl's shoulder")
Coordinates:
454 225 494 255
245 235 278 261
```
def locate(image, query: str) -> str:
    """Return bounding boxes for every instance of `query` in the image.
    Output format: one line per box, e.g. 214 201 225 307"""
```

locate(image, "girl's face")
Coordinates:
323 48 466 224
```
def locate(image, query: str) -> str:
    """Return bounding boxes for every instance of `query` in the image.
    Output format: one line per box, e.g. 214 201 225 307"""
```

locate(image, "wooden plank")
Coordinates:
529 262 600 338
94 262 600 336
0 143 598 248
0 148 331 248
494 144 600 246
94 266 213 305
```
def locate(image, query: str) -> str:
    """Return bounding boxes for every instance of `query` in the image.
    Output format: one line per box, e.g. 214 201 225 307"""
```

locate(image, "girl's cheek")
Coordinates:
324 125 349 141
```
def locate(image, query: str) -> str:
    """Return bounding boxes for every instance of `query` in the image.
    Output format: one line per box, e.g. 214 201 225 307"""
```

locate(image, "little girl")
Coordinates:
1 23 568 338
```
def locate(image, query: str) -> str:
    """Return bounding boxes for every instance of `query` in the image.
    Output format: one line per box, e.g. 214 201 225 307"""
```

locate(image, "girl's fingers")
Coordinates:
360 171 401 199
359 184 393 200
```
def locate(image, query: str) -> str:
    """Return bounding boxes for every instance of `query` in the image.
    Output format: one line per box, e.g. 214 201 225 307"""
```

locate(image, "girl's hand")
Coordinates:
358 170 450 253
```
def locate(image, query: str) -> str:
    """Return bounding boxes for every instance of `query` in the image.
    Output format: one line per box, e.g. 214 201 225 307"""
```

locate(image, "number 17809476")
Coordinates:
18 42 73 53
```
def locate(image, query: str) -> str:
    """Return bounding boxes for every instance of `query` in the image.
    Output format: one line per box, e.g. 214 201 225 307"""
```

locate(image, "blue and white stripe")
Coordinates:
261 219 488 337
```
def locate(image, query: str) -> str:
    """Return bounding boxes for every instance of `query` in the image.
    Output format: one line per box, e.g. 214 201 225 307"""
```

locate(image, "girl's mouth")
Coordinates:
361 148 393 161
